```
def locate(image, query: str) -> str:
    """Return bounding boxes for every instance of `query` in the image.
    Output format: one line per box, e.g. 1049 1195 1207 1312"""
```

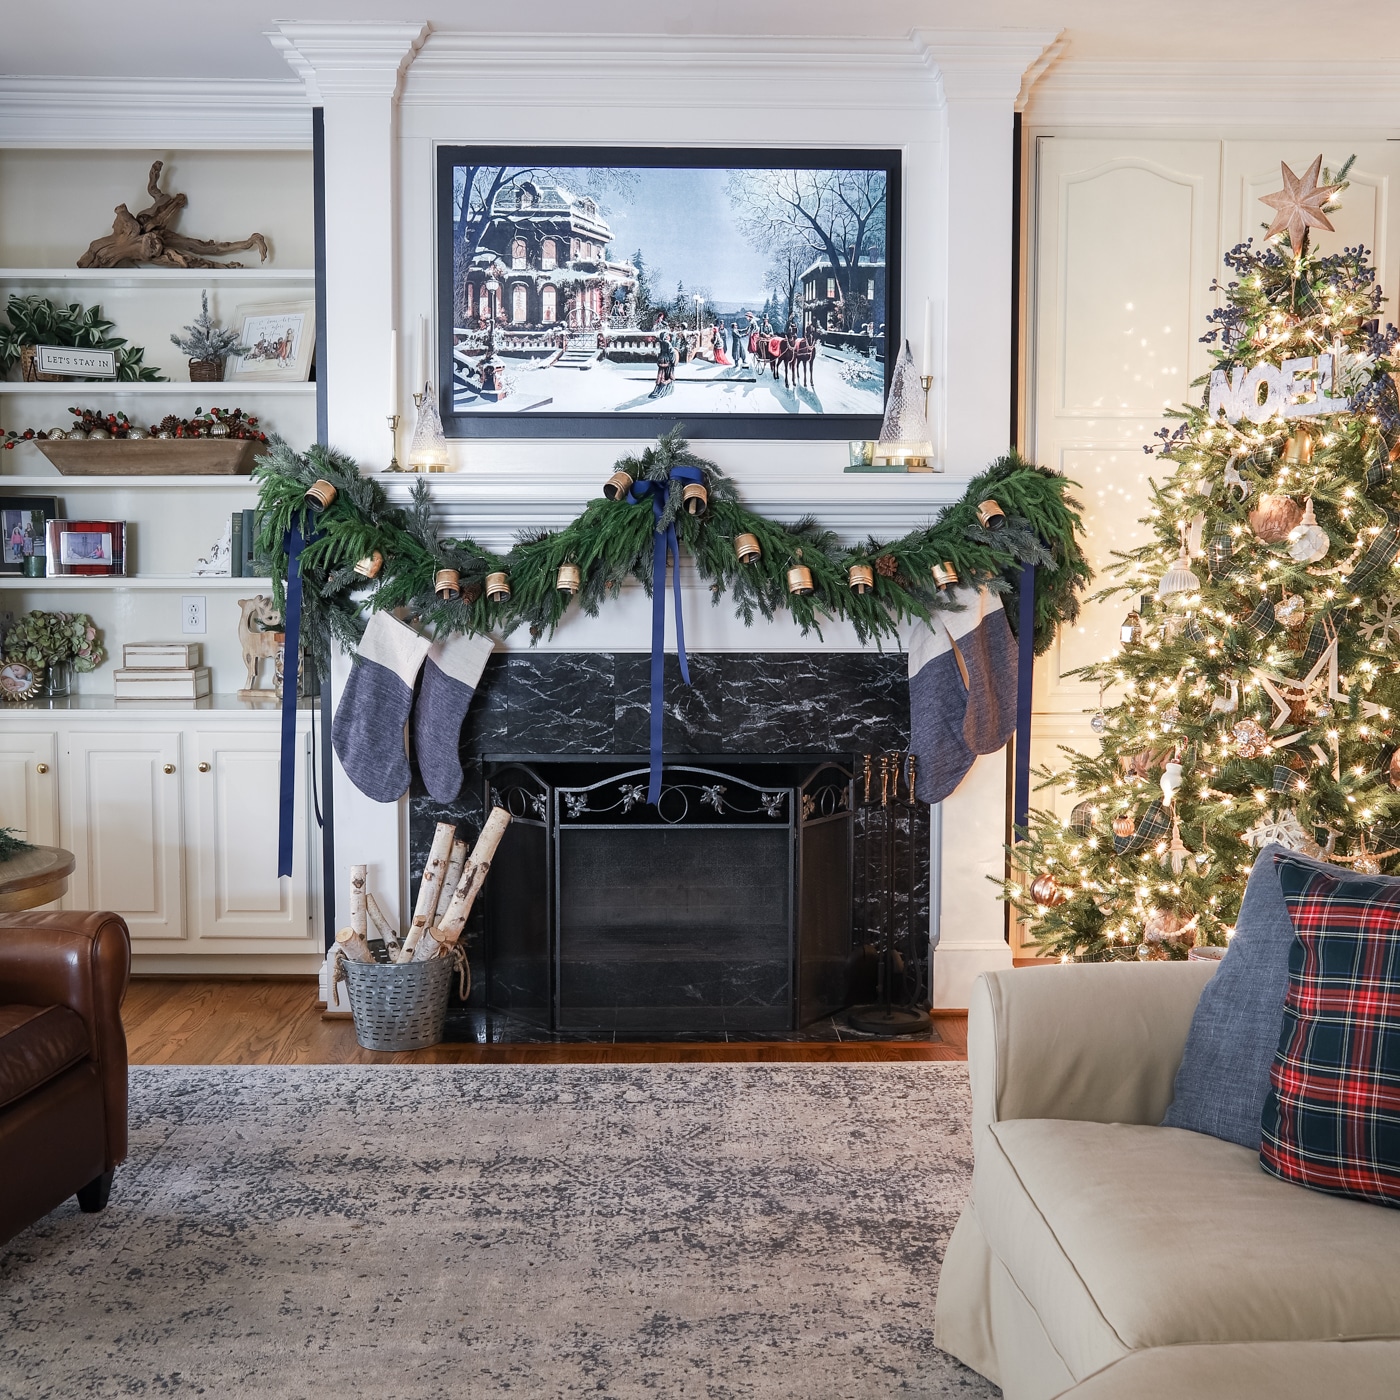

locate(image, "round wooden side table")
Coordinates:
0 846 76 913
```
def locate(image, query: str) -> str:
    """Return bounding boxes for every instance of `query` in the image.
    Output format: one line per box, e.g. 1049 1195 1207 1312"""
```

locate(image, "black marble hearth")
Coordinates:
407 651 930 1040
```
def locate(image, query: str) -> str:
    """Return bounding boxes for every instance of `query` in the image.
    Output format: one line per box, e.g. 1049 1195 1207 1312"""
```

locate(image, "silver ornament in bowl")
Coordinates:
126 425 149 441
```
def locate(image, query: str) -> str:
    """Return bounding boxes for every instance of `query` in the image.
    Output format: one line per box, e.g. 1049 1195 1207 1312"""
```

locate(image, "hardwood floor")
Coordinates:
123 979 969 1065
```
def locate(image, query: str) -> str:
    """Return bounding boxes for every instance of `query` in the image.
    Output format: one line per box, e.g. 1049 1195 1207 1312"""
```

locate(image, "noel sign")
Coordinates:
1208 352 1349 425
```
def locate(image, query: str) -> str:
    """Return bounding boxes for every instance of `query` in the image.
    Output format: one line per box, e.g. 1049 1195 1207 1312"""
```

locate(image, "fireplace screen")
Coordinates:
481 757 853 1035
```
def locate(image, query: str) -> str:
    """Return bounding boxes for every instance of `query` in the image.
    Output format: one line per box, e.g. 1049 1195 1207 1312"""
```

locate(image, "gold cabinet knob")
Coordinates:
163 763 176 775
198 762 211 773
36 763 49 774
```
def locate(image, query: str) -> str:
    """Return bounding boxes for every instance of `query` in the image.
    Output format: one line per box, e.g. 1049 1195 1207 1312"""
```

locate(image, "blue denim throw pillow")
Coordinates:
1161 844 1316 1149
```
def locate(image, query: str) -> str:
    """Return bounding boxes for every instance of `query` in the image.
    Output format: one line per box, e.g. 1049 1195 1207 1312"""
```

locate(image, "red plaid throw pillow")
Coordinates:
1267 857 1400 1207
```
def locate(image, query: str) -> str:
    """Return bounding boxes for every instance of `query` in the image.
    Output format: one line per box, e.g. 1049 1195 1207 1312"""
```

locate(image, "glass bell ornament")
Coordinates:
407 380 450 471
1157 525 1201 597
1288 497 1330 563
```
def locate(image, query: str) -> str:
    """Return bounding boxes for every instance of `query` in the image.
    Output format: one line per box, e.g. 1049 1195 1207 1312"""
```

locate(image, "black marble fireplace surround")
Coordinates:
407 651 930 1040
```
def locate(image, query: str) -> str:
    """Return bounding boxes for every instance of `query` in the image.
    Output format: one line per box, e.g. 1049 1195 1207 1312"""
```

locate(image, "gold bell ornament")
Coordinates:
1287 497 1330 564
975 498 1006 530
847 563 875 595
931 561 959 590
734 533 762 565
682 481 708 516
603 469 634 501
1283 427 1314 465
353 551 384 579
305 478 338 509
433 568 461 600
787 563 815 596
556 562 582 596
484 571 511 603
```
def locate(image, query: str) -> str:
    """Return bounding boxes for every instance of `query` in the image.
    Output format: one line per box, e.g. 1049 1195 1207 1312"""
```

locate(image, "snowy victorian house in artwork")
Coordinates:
462 181 638 330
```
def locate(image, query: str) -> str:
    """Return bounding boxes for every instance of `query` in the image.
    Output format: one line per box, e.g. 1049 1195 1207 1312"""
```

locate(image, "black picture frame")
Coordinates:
0 495 59 575
436 144 902 440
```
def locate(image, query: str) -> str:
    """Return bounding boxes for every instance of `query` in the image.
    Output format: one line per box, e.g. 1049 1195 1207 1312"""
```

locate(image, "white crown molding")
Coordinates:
0 75 311 149
912 29 1061 106
1026 60 1400 131
268 21 430 101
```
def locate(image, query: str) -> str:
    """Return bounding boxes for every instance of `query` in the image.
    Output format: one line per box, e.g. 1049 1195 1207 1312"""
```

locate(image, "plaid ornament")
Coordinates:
1206 528 1235 579
1264 857 1400 1207
1301 611 1338 674
1346 518 1400 588
1242 594 1279 639
1114 798 1170 854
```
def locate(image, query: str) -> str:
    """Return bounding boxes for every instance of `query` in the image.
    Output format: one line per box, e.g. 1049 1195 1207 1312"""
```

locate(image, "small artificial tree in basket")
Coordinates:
170 292 250 382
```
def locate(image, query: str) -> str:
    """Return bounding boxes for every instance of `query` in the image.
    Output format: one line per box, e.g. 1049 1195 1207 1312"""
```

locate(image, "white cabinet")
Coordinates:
0 728 58 848
189 728 313 948
64 729 186 941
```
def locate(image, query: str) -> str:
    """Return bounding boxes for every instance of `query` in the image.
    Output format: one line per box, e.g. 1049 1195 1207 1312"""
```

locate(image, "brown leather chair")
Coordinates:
0 911 130 1246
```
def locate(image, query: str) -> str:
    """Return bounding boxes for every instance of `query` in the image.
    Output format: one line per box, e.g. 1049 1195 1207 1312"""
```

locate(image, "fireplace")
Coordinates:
408 651 930 1038
482 757 852 1034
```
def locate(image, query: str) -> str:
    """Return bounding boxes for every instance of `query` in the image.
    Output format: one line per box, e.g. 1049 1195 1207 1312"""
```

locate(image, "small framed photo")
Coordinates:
0 496 59 575
226 301 316 382
45 519 125 577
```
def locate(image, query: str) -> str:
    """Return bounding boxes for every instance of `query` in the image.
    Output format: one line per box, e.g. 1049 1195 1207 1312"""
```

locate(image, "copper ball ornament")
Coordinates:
1030 874 1068 907
1248 493 1304 543
1113 814 1136 839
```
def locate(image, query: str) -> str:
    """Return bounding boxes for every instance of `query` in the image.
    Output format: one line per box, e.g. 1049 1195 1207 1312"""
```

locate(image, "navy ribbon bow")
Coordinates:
276 521 308 878
628 467 704 805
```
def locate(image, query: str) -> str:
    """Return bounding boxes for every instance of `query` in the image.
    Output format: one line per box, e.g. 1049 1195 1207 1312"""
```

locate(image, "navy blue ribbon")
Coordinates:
1012 560 1036 837
627 467 704 805
277 522 307 877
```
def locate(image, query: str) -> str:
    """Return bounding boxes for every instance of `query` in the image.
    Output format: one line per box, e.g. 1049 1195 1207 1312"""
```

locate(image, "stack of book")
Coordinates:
113 641 210 701
229 510 267 578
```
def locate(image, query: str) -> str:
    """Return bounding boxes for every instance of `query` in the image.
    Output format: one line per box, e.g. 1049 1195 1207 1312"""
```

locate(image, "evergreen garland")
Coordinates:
0 828 33 862
254 428 1089 661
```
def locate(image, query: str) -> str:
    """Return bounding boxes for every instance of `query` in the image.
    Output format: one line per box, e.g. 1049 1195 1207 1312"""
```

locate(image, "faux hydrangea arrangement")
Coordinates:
3 610 106 671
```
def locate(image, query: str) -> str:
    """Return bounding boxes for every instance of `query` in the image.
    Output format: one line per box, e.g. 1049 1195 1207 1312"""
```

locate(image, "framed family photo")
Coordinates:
0 496 58 575
227 301 316 382
435 145 901 440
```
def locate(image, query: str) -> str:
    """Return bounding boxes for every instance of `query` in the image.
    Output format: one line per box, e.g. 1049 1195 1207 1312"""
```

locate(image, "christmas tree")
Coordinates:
1008 155 1400 961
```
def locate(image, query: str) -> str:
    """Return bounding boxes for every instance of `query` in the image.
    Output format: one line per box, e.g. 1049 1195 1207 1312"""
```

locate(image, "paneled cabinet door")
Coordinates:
0 730 59 849
64 730 184 940
189 728 312 946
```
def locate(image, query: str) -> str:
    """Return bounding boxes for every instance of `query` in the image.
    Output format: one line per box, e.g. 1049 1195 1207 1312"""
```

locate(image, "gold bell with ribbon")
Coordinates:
975 498 1006 529
556 562 582 596
433 568 461 600
1283 427 1314 465
485 570 511 603
734 533 761 565
353 551 383 579
603 470 634 501
305 478 338 510
847 563 875 595
931 561 959 589
682 481 709 516
787 565 815 596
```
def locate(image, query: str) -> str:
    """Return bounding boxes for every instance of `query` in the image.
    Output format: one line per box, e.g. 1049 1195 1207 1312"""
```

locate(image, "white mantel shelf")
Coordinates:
0 575 271 590
0 268 314 286
6 693 316 718
0 474 260 488
0 382 314 396
376 469 967 547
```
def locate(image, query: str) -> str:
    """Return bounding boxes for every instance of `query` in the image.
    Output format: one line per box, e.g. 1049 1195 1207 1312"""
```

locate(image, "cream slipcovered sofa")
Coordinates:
934 962 1400 1399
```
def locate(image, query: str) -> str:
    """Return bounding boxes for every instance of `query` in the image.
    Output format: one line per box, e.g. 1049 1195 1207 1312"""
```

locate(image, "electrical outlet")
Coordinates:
182 595 206 635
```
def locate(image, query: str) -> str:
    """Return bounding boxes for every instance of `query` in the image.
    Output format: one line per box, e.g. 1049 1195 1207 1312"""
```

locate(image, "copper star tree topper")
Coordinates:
1259 155 1342 250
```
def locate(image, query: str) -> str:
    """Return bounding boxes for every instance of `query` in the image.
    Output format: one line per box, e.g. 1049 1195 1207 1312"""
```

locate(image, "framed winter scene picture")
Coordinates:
435 145 901 439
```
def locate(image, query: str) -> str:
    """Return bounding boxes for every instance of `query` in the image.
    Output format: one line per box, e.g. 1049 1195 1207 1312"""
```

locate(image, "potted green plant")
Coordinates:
170 292 250 382
2 610 106 697
0 295 163 382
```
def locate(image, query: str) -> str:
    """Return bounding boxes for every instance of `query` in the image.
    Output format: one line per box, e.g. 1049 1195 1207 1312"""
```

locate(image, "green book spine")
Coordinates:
229 511 244 578
243 509 259 577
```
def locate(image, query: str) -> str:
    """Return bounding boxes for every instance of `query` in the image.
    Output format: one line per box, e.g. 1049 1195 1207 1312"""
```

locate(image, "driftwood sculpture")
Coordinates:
78 161 268 270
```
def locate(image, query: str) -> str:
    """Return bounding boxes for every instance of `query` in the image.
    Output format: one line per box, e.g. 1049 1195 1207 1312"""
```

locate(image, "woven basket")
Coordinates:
188 358 224 382
339 952 460 1052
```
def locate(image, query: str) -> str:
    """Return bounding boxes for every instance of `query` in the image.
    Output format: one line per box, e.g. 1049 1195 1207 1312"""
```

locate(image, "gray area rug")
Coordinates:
1 1064 997 1400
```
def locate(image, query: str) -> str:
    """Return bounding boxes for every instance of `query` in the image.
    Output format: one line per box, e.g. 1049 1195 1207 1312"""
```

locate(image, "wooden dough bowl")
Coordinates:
34 438 266 476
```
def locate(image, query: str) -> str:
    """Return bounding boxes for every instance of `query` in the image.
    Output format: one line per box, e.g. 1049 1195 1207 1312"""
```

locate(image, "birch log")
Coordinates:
399 821 456 961
434 840 468 922
352 865 389 961
366 894 401 959
335 925 372 963
435 807 512 948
